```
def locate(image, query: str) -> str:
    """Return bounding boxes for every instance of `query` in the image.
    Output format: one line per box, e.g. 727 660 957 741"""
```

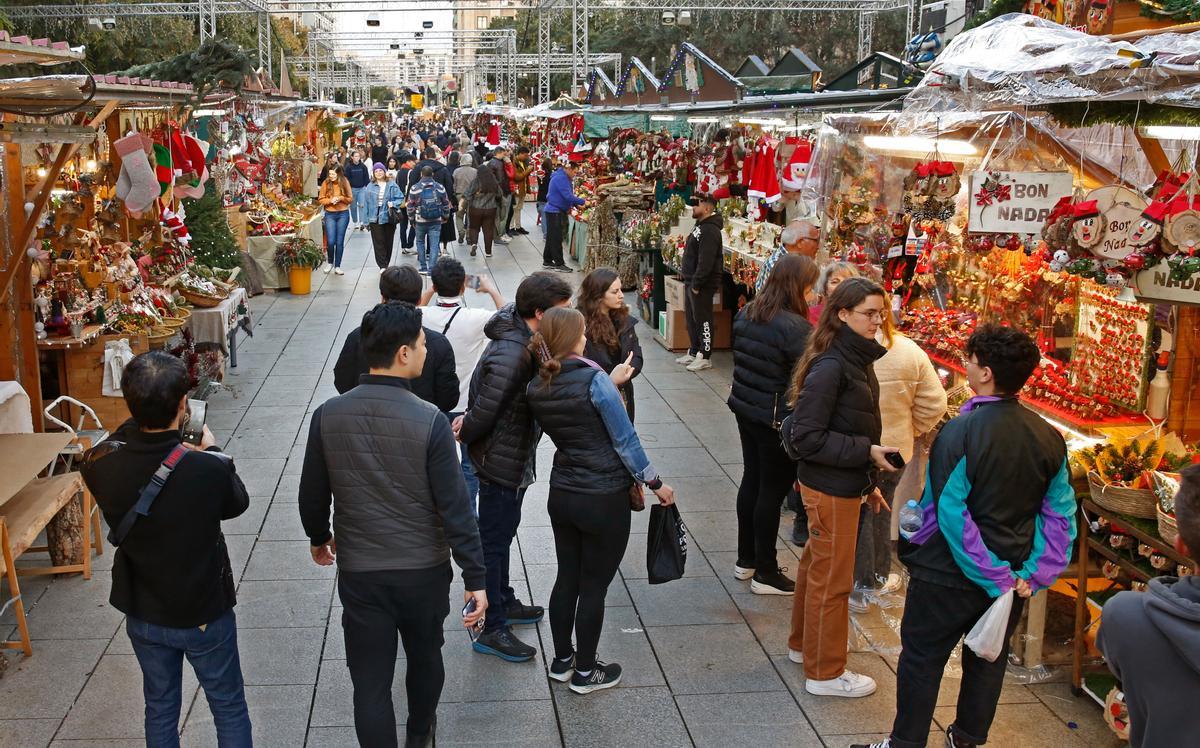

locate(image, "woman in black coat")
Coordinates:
727 254 818 596
784 276 902 698
577 267 643 421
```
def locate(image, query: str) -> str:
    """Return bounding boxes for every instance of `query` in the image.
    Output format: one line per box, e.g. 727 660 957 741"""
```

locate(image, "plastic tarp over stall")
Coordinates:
906 14 1200 112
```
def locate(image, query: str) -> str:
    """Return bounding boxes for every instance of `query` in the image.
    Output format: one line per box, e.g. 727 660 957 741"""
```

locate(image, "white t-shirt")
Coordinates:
421 297 496 413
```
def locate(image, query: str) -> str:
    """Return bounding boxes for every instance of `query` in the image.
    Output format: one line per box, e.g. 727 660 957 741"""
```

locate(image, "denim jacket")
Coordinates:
362 181 403 225
574 355 660 486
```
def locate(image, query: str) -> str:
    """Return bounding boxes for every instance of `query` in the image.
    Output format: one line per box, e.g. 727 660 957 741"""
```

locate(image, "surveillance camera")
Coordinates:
102 18 117 29
678 10 692 26
661 10 676 25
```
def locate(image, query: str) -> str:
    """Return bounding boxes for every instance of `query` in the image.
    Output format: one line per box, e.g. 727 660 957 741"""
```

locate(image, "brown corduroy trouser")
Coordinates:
787 484 862 681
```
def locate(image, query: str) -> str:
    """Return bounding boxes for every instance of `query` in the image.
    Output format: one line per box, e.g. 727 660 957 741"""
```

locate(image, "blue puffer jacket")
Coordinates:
361 181 403 224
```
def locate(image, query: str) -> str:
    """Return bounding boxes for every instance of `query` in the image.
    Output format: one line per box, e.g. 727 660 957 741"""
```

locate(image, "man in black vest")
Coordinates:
300 303 486 748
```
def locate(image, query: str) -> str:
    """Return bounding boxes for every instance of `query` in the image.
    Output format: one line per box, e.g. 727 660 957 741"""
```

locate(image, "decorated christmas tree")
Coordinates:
183 182 241 270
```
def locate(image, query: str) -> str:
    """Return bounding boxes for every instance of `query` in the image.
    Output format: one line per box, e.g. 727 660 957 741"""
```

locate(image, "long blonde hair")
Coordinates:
528 307 586 385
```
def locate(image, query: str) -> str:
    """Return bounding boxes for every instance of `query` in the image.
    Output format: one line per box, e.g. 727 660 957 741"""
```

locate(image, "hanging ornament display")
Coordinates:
903 160 959 221
780 137 812 192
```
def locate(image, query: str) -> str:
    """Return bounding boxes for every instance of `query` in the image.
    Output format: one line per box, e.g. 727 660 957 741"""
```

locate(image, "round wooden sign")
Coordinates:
1083 185 1148 261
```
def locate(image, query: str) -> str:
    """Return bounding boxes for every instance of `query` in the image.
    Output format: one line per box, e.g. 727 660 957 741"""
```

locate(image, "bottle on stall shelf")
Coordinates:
899 500 924 540
1147 351 1171 421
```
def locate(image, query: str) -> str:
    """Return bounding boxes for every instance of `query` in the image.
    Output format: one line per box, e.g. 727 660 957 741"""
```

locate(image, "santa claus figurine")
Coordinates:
780 138 812 193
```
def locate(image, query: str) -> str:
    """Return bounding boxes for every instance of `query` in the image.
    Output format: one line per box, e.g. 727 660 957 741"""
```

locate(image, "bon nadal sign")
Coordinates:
969 171 1075 234
1136 260 1200 306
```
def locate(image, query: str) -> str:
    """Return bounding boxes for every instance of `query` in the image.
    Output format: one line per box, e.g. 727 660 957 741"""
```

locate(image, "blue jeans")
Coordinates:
478 479 525 633
413 221 442 272
449 412 479 511
537 201 548 237
350 186 365 223
126 609 251 748
323 210 350 267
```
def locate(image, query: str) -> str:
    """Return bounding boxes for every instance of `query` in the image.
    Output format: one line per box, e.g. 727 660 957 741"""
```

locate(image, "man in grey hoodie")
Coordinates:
1098 462 1200 748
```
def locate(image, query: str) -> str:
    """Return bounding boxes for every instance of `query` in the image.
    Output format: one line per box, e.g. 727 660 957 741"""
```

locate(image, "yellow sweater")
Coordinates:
875 333 947 462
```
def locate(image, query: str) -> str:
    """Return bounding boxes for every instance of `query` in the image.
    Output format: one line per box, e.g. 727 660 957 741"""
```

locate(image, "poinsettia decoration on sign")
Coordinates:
973 171 1012 208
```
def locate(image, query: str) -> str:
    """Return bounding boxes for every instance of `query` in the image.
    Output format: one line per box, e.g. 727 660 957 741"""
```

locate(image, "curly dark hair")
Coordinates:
576 267 627 352
964 323 1041 395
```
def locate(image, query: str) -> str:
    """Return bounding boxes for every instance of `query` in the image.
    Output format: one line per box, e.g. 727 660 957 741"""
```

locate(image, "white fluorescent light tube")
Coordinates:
1140 125 1200 140
192 109 228 117
687 116 719 123
739 117 785 126
862 135 977 155
649 115 677 121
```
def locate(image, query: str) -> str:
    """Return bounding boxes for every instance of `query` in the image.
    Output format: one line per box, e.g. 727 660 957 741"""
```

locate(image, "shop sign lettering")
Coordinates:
968 171 1074 234
1135 261 1200 306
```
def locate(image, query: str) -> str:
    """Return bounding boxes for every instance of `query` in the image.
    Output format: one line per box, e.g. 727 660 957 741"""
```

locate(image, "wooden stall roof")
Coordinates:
735 56 771 78
0 31 84 68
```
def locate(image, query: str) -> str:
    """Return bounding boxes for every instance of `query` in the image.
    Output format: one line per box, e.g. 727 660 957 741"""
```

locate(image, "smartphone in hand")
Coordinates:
463 599 482 641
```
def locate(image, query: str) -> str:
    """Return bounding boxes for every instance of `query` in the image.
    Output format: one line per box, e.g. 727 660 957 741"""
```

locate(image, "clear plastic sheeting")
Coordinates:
907 14 1200 112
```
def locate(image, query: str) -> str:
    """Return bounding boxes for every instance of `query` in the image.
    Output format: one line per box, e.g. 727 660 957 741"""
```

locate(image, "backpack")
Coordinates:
417 179 446 221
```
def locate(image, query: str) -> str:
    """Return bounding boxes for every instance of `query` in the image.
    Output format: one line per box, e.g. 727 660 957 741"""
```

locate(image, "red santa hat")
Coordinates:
781 138 811 191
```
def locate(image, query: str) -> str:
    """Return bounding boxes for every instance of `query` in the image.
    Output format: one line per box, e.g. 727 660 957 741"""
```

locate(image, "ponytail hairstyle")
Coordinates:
786 276 885 407
528 307 586 385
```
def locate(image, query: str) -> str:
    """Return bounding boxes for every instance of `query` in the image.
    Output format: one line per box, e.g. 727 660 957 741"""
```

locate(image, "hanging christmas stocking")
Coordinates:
153 143 173 199
113 132 160 214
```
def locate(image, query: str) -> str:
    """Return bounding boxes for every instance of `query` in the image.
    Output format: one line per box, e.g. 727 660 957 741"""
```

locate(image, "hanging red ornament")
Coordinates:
1123 251 1147 271
1004 234 1022 251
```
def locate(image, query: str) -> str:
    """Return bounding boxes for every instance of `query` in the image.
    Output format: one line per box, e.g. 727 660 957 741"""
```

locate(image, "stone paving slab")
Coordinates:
0 216 1113 746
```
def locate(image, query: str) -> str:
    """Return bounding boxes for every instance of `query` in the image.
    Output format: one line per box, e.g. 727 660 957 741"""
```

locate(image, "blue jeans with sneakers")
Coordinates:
126 609 251 748
414 221 442 272
478 479 525 635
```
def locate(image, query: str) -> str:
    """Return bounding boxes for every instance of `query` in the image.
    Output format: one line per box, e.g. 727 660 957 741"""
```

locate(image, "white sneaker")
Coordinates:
334 267 345 276
733 563 755 581
687 354 713 372
321 263 332 274
787 648 804 664
379 267 387 274
805 670 877 698
674 353 695 365
849 590 870 614
879 573 903 595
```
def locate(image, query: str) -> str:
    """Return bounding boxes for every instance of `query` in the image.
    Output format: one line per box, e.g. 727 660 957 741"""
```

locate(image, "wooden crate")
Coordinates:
59 333 148 430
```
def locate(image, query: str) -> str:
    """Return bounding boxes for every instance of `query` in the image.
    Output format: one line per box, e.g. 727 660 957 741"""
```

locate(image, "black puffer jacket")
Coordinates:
728 306 811 428
459 304 540 488
583 315 643 422
681 213 724 291
787 324 886 497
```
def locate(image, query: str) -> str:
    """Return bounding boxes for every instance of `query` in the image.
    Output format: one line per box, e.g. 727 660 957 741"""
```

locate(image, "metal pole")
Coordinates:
857 10 875 68
537 8 551 104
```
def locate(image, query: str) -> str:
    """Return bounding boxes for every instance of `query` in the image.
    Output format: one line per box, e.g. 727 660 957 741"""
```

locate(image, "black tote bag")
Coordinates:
646 504 688 584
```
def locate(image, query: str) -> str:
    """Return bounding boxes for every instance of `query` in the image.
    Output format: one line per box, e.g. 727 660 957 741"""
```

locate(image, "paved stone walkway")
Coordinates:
1 214 1117 746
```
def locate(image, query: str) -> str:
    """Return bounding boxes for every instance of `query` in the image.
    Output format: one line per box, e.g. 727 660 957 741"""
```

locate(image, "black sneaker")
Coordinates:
554 264 574 273
792 516 810 546
542 262 557 269
849 740 890 748
569 660 622 694
945 725 977 748
472 626 536 662
750 567 795 596
485 249 493 257
506 599 544 625
403 716 436 748
549 653 575 682
470 246 477 257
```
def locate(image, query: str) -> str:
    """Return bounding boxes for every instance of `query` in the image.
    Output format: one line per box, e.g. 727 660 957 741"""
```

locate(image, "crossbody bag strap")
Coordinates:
108 444 190 547
441 305 463 335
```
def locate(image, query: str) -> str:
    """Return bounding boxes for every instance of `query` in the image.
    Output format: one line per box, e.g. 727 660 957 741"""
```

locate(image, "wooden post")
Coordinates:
1168 306 1200 442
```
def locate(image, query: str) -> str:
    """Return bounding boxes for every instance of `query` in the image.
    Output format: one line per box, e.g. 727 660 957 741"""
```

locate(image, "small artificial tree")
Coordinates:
183 182 241 270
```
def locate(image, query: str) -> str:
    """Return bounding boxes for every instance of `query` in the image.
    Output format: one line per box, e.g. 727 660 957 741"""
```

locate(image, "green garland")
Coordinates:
1141 0 1200 21
183 182 241 271
114 38 253 101
1045 101 1200 128
963 0 1026 31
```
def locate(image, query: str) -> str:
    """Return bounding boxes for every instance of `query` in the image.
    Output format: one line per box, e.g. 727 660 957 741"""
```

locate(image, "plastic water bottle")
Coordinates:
899 500 924 540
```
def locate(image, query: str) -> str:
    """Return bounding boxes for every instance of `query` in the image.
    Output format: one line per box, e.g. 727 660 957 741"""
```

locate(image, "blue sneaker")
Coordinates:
507 599 544 625
472 626 536 662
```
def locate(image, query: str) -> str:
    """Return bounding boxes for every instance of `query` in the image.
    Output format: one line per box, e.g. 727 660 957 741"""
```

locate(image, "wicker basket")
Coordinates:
174 307 192 320
146 326 176 345
1158 506 1179 546
1088 472 1159 519
180 288 227 308
160 316 186 330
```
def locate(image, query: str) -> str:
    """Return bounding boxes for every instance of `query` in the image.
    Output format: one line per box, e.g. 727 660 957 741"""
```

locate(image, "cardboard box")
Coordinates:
663 275 724 313
659 306 732 351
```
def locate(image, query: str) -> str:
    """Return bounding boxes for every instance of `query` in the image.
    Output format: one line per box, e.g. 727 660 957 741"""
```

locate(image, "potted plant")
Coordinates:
273 237 324 295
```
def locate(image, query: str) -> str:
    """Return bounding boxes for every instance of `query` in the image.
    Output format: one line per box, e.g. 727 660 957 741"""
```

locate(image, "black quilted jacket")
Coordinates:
459 304 540 488
727 306 811 429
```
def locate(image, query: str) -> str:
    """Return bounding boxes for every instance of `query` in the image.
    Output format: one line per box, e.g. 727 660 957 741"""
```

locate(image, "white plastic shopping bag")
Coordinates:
102 338 135 397
964 589 1014 662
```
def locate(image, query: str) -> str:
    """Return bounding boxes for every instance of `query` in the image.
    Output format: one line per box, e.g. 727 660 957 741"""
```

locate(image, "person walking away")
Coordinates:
577 267 643 421
363 163 404 272
728 255 818 596
850 307 946 613
526 307 674 694
755 219 820 295
333 267 458 414
857 325 1076 748
487 147 513 246
453 152 477 247
677 193 723 371
318 165 353 275
785 277 901 698
344 150 371 230
543 160 586 272
394 152 417 255
511 146 533 235
422 257 505 506
536 157 553 237
300 303 487 748
454 272 573 662
1097 463 1200 748
81 351 251 746
439 151 461 255
407 165 451 275
464 161 501 258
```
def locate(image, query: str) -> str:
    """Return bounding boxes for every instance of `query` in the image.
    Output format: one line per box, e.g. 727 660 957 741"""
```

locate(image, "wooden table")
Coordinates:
0 432 71 506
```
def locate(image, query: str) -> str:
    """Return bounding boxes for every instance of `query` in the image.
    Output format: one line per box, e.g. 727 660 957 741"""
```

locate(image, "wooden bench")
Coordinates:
0 469 94 657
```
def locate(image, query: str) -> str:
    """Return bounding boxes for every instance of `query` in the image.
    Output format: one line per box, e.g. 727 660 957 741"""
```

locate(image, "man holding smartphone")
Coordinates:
300 303 486 748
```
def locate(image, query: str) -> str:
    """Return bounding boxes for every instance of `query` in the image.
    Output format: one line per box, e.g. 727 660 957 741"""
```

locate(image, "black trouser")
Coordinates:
734 414 794 569
338 564 451 746
684 286 715 357
548 486 631 671
369 221 397 268
478 478 525 634
395 211 414 249
467 207 497 253
854 468 903 588
544 211 566 266
890 578 1026 748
